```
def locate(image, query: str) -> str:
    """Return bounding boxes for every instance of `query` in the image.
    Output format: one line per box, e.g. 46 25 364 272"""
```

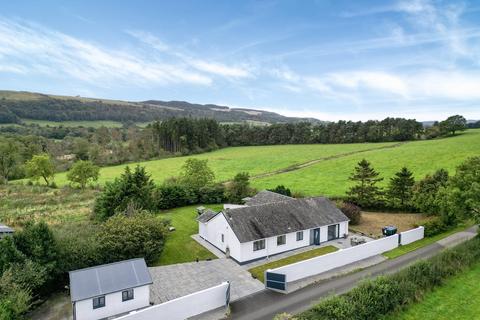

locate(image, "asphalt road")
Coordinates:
230 242 444 320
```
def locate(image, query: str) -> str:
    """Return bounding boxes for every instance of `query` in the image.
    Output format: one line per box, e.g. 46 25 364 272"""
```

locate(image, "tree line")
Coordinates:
0 115 469 184
346 156 480 235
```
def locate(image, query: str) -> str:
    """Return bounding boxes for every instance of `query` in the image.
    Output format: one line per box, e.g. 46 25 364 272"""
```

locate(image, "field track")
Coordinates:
250 142 407 180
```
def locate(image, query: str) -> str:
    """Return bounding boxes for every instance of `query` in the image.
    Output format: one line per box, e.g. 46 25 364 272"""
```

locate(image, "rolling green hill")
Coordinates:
0 90 319 124
48 129 480 197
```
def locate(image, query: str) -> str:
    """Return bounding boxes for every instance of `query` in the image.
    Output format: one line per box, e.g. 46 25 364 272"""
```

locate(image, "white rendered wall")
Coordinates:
115 282 229 320
202 214 229 253
199 214 242 261
199 223 206 239
236 221 348 263
74 285 150 320
400 227 424 245
271 234 399 283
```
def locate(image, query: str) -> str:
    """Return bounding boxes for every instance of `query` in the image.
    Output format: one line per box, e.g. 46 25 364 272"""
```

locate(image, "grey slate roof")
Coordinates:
197 209 218 223
224 197 349 243
69 258 152 302
0 224 13 234
243 190 294 206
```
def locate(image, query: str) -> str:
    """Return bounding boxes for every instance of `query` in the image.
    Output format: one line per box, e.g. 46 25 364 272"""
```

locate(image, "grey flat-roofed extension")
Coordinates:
0 223 14 234
69 258 152 302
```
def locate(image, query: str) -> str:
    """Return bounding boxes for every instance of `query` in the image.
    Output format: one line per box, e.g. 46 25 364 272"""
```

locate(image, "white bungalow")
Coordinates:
198 191 349 264
69 258 153 320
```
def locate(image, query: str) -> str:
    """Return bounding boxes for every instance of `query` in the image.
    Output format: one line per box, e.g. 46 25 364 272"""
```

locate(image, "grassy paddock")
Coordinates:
385 262 480 320
253 129 480 196
248 245 338 282
50 142 395 186
33 129 480 196
154 204 221 266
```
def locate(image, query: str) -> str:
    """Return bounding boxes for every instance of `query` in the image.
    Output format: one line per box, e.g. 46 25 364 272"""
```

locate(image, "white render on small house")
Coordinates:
69 258 152 320
197 191 349 264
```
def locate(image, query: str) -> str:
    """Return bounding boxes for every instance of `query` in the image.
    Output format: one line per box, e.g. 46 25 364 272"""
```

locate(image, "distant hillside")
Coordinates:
422 119 479 127
0 90 320 124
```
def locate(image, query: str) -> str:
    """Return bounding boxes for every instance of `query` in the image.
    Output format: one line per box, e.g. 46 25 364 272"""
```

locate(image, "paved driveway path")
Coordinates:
149 259 264 304
230 226 478 320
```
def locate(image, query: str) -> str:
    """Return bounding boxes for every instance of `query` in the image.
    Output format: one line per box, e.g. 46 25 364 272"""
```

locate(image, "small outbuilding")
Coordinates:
0 223 14 238
69 258 152 320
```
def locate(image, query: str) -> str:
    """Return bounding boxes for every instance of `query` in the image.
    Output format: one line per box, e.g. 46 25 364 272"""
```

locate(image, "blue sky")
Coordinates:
1 0 480 121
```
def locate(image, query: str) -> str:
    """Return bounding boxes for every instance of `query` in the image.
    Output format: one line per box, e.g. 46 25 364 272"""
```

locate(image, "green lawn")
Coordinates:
253 129 480 196
154 204 222 266
383 222 474 259
51 142 395 186
248 246 339 282
385 263 480 320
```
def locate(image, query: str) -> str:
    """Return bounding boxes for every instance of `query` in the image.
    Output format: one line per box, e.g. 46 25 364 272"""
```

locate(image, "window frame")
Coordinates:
296 231 304 241
253 239 265 251
277 235 286 246
122 288 134 302
92 295 105 309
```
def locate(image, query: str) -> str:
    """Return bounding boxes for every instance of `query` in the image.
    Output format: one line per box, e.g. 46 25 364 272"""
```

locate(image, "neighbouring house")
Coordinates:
0 223 14 238
197 190 349 264
69 258 153 320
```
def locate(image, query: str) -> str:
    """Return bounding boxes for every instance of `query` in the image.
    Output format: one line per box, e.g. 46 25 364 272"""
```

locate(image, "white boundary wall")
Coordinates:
116 282 229 320
400 227 424 245
270 235 400 283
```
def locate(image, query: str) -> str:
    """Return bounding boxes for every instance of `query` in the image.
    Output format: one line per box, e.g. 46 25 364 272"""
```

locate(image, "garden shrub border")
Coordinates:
298 235 480 320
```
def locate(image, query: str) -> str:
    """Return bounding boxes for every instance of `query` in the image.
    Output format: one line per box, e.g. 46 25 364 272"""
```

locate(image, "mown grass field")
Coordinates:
46 129 480 196
51 142 397 186
253 129 480 196
385 263 480 320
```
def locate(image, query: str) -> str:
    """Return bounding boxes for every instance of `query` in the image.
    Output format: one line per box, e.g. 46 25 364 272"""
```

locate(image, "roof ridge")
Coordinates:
68 257 145 274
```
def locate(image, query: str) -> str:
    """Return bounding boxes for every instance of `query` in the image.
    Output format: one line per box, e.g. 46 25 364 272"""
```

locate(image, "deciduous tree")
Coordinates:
25 153 55 185
67 160 100 189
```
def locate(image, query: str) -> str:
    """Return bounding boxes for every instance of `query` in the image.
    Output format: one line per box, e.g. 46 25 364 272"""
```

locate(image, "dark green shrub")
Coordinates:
298 237 480 320
423 218 450 237
339 202 362 225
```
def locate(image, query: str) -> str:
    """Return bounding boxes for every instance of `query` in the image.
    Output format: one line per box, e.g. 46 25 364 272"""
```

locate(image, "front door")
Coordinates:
328 224 339 241
313 228 320 245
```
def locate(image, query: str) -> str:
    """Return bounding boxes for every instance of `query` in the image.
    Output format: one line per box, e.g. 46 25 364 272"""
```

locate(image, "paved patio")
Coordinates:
149 259 264 304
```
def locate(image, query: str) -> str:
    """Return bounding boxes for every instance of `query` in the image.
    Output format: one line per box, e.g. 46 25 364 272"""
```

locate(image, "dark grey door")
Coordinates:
313 228 320 245
328 224 339 241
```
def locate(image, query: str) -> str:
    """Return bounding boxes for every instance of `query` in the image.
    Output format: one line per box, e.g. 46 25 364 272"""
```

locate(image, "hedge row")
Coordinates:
298 235 480 320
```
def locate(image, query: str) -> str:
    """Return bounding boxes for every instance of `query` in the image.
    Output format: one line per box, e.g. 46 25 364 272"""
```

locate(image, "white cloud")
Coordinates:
127 30 252 79
0 19 211 86
327 71 408 96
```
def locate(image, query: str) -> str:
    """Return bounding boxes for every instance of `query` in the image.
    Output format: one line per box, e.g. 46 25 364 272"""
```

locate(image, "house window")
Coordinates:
122 289 134 302
221 234 224 243
93 296 105 309
277 235 286 246
253 239 265 251
296 231 304 241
